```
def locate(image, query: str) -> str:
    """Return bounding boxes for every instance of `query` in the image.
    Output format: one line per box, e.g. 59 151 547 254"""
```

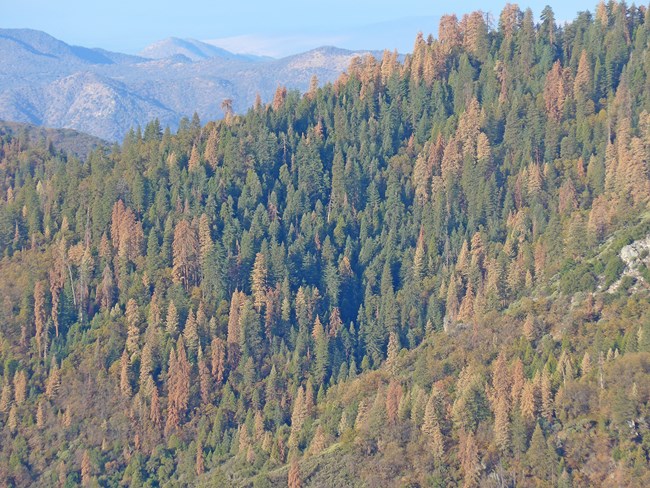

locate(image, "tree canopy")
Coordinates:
0 2 649 486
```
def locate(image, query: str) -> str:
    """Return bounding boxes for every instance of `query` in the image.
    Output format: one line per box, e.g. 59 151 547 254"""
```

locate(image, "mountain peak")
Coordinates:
138 37 244 62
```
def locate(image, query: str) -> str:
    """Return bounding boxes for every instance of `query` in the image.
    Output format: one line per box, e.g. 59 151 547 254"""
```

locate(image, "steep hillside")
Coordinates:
0 2 649 487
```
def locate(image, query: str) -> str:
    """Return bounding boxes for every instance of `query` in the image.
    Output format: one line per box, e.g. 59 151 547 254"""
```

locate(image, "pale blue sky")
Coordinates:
4 0 601 57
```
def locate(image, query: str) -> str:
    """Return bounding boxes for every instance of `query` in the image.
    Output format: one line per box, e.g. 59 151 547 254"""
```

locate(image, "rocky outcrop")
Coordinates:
609 235 650 292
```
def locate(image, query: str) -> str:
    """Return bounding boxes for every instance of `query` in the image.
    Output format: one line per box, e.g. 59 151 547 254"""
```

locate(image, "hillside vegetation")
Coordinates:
0 2 649 486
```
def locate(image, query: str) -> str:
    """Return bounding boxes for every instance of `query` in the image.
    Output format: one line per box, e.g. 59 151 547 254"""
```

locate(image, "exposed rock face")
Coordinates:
620 236 650 275
609 235 650 292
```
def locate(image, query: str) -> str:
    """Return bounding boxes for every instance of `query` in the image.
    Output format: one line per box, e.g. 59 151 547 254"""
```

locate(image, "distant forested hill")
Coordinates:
0 2 649 487
0 121 106 160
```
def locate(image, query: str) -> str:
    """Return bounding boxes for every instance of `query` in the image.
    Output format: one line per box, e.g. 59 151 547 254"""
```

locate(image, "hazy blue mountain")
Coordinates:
138 37 270 63
0 29 377 141
0 28 144 71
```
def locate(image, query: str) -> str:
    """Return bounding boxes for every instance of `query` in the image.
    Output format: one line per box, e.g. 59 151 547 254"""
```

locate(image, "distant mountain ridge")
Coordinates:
0 29 378 141
0 28 144 67
138 37 270 62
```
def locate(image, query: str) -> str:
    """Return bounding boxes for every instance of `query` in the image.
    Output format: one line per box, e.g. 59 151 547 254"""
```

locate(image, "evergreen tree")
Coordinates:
33 280 46 358
172 219 200 291
251 252 268 312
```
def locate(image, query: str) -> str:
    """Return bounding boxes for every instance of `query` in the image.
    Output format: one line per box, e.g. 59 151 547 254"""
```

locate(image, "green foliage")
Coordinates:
604 254 626 287
1 2 650 486
560 260 597 294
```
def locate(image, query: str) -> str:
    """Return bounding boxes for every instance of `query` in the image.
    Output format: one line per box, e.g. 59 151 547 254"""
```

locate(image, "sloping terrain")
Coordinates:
0 120 105 159
0 3 649 487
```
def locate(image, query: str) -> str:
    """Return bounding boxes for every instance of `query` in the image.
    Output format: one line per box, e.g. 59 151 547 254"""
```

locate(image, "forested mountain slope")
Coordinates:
0 2 649 487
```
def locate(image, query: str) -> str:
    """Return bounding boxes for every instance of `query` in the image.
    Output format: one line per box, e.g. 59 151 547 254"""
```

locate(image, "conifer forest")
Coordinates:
1 2 650 486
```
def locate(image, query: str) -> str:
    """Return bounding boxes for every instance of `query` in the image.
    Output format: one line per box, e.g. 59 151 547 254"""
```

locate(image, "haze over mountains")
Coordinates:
137 37 271 63
0 29 380 141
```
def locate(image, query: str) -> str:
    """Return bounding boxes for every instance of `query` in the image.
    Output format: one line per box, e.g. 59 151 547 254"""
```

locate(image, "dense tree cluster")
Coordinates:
0 2 649 486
